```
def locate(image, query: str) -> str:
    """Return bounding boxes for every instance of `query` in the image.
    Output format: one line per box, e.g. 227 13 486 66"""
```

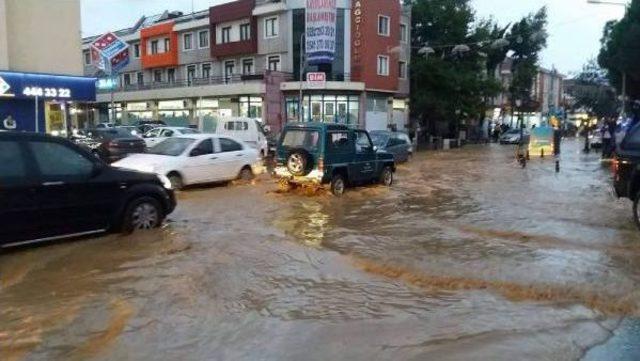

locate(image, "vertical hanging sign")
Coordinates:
305 0 337 65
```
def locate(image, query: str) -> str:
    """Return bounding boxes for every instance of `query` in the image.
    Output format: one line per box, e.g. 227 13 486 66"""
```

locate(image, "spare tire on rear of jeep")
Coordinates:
286 149 314 176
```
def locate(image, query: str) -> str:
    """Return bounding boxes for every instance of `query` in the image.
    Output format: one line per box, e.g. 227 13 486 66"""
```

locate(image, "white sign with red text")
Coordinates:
306 72 326 89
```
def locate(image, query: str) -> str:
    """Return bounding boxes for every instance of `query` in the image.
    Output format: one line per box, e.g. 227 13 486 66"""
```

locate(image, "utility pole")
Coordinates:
299 32 306 123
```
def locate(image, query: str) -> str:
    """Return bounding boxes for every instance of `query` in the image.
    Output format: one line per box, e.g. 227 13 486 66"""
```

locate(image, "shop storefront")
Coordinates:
285 93 361 126
0 71 96 133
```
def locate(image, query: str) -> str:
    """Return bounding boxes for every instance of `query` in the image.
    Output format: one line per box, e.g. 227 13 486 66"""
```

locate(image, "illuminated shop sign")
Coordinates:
0 71 96 101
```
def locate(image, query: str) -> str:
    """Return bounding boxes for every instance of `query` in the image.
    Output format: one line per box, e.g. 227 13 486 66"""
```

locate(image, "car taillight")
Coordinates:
317 158 324 172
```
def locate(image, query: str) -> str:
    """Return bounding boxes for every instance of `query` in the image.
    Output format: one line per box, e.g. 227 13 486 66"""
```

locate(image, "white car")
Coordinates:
143 126 201 147
113 134 262 189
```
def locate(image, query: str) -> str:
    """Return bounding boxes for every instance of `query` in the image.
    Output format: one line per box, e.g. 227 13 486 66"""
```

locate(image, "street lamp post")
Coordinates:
299 33 306 123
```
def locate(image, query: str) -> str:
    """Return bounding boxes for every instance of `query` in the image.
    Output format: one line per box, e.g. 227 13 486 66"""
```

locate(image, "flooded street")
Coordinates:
2 139 640 361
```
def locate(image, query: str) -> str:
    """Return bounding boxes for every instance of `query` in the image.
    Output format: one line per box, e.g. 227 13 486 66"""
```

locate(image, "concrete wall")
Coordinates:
257 12 288 56
3 0 82 75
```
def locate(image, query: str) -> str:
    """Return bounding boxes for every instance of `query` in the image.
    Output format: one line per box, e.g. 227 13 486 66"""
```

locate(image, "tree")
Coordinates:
507 7 548 113
598 0 640 117
407 0 505 138
566 59 618 118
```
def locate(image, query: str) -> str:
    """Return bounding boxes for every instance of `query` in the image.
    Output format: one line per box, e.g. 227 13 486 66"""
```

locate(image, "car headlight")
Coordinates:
158 174 172 190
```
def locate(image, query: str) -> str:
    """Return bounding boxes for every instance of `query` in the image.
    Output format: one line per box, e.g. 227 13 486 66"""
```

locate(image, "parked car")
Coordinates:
273 122 396 196
143 126 201 147
369 130 412 162
83 128 147 163
500 129 531 144
113 134 262 190
613 124 640 228
117 126 142 138
0 132 176 247
216 118 269 157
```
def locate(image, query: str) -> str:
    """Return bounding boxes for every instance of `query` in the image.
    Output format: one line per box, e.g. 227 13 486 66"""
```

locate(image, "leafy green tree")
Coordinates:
567 59 618 118
406 0 505 137
506 7 548 113
598 0 640 116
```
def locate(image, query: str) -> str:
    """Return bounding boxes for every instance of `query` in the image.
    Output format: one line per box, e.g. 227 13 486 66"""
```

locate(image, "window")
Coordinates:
400 23 408 43
187 65 197 82
355 131 374 153
202 63 211 79
378 15 390 36
242 58 254 75
224 61 235 83
198 30 209 48
219 138 243 152
191 138 214 156
164 38 171 52
399 61 407 79
124 73 131 86
168 68 176 83
265 16 278 38
377 55 389 76
0 141 27 185
154 69 163 82
28 141 94 180
151 40 159 54
221 27 231 43
133 43 140 58
240 23 251 41
328 132 352 152
83 51 90 65
267 55 280 72
136 72 144 85
183 33 193 50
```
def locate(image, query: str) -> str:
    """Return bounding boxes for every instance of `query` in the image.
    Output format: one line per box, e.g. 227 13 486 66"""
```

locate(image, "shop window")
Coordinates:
240 23 251 41
183 33 193 51
265 17 279 38
378 15 390 36
199 30 210 48
221 27 231 44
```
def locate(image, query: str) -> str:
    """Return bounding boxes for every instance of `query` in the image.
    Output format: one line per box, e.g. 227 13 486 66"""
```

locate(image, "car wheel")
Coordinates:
380 166 394 187
330 174 346 196
121 196 164 233
287 150 312 176
168 173 183 190
238 166 254 181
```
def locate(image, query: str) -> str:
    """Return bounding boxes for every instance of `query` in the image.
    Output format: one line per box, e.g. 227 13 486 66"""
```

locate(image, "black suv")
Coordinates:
613 124 640 227
274 122 396 196
0 132 176 247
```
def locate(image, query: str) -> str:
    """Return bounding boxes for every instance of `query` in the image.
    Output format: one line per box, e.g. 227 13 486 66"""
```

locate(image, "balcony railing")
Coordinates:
98 72 294 94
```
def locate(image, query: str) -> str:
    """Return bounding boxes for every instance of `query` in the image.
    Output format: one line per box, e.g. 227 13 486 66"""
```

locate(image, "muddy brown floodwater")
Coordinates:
1 139 640 361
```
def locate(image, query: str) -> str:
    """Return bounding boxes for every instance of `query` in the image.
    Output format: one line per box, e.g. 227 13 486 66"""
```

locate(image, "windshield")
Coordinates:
148 138 195 156
370 132 390 147
281 129 320 151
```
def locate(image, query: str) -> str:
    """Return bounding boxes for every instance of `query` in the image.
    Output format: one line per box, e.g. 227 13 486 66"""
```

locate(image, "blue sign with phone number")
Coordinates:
0 71 96 101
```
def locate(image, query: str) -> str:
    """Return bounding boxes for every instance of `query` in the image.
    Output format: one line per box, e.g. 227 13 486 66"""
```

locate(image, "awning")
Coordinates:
0 71 97 102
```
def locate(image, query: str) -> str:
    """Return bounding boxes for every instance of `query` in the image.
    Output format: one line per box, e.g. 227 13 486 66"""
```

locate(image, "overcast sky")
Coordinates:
81 0 627 75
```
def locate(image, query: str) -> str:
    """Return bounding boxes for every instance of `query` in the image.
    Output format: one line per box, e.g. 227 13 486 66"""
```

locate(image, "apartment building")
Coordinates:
83 0 411 133
0 0 95 133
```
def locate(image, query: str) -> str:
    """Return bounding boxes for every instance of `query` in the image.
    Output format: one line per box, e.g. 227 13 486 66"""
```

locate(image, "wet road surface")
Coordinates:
1 139 640 360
